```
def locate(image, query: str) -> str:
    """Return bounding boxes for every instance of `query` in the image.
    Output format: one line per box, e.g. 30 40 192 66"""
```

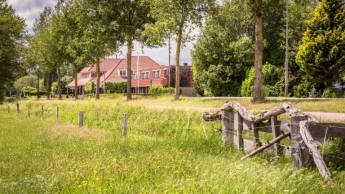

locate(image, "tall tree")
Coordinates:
192 0 254 96
61 1 92 100
105 0 153 101
296 0 345 91
146 0 214 100
252 0 265 102
27 7 56 100
0 0 25 102
72 0 117 100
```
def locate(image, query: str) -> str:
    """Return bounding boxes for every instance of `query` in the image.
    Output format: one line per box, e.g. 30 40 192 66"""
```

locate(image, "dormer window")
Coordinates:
118 69 127 77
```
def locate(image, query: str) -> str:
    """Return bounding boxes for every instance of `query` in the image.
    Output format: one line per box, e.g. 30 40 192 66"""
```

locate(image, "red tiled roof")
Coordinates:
67 56 164 88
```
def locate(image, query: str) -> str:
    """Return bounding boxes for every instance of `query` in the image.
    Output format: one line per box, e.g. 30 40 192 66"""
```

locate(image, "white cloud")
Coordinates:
7 0 56 31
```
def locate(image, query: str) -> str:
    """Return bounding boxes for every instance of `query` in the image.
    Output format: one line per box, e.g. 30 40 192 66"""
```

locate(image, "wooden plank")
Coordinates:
308 122 345 138
234 111 244 150
299 121 331 179
202 111 221 121
221 110 233 145
221 102 254 122
254 107 285 123
241 132 290 160
271 116 281 155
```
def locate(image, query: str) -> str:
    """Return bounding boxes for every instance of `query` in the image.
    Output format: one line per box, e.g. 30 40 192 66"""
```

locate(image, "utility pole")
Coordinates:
284 0 289 96
168 34 171 87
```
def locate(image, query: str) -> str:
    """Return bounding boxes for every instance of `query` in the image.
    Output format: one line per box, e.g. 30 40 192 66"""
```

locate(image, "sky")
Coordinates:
7 0 194 65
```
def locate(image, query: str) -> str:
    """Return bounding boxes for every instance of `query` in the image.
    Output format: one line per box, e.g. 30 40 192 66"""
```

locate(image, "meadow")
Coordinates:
1 95 345 193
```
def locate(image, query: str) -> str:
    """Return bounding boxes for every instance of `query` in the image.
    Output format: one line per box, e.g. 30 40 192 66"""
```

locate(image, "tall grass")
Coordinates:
0 98 345 193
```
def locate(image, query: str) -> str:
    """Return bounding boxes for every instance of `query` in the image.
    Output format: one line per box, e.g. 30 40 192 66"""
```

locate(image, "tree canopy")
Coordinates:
296 0 345 91
0 0 25 101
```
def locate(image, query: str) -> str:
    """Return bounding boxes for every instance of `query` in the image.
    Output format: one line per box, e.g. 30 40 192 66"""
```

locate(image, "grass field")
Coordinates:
1 95 345 193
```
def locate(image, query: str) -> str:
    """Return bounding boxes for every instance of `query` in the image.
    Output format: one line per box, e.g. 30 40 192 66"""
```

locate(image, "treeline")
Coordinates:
1 0 214 102
193 0 345 98
1 0 344 102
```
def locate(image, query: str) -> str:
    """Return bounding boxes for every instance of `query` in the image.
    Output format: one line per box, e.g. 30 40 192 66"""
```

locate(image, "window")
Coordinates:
152 70 160 78
119 69 127 77
132 71 137 79
143 71 150 79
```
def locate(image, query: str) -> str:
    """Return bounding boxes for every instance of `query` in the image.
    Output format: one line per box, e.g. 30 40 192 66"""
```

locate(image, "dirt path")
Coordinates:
142 104 345 123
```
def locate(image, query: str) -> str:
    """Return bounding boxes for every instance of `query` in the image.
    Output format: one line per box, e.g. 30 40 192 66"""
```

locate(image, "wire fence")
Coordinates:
0 102 221 139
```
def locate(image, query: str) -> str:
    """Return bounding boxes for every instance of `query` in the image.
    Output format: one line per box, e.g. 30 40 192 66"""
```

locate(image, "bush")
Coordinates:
84 82 95 95
22 86 37 96
240 63 284 97
104 82 127 93
14 76 36 93
149 86 174 95
293 79 316 97
322 88 344 98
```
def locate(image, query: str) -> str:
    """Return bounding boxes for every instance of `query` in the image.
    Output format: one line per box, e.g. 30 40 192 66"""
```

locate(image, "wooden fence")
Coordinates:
203 102 345 179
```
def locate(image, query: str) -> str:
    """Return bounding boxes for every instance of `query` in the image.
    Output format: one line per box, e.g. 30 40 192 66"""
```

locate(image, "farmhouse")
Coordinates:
67 56 193 94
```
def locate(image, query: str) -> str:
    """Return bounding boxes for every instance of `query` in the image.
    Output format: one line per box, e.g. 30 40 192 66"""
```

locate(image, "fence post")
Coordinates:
16 103 19 114
78 112 84 127
234 111 244 150
56 106 59 121
122 113 128 137
7 105 10 113
271 116 281 155
253 123 260 147
221 110 233 145
27 107 30 118
290 116 312 168
41 105 44 119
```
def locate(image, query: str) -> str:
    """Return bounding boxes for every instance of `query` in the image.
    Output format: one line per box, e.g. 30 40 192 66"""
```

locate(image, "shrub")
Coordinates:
21 86 37 96
149 86 174 95
293 79 316 97
322 88 344 98
240 63 284 97
84 82 95 95
104 82 127 93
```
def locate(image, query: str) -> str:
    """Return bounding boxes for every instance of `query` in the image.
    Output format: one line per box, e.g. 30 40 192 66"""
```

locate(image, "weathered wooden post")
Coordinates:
234 111 244 150
122 113 128 136
290 116 312 168
221 110 233 145
16 102 19 114
56 106 59 121
271 115 281 155
78 111 84 127
252 123 260 146
41 105 44 119
27 107 31 117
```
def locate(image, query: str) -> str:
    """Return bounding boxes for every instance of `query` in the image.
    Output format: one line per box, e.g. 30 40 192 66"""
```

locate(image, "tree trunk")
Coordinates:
57 65 62 100
36 72 40 100
284 0 289 97
175 24 183 100
95 57 101 100
74 66 78 100
45 73 52 100
127 37 133 101
252 0 265 103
